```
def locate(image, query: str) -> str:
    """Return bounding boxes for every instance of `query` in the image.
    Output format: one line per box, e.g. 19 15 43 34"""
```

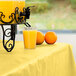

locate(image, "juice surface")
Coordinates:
0 0 25 24
23 30 37 49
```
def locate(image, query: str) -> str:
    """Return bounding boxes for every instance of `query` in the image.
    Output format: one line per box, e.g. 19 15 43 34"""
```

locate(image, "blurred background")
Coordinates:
23 0 76 30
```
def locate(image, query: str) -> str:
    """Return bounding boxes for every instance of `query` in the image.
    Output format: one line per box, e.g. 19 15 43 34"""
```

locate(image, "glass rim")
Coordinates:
23 26 37 30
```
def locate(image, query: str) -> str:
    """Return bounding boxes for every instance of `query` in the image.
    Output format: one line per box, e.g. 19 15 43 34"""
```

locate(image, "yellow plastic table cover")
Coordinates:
0 41 75 76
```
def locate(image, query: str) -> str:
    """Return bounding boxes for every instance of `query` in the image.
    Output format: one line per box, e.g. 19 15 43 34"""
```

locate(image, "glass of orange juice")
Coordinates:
23 27 37 49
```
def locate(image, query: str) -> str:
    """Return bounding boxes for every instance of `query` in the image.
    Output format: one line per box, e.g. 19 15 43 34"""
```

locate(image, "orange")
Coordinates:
36 31 44 45
45 32 57 44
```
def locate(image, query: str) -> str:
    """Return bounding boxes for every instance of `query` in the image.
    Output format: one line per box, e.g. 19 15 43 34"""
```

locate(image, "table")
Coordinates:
0 41 76 76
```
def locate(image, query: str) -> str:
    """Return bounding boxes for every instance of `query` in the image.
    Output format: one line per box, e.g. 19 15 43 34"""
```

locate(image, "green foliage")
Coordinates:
26 2 49 13
26 0 47 2
47 0 54 3
70 0 76 8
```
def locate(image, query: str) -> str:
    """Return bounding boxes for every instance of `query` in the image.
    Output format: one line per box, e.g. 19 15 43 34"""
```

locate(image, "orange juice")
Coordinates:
0 0 25 24
23 29 37 49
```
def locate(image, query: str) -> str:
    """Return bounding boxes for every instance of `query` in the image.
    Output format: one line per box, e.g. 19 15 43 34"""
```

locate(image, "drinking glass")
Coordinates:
23 27 37 49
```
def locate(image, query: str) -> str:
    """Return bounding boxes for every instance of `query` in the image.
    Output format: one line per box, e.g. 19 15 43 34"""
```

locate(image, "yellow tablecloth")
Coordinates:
0 41 75 76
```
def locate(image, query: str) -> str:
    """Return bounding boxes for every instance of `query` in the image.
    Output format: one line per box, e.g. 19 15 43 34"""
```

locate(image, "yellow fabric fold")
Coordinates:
0 41 75 76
